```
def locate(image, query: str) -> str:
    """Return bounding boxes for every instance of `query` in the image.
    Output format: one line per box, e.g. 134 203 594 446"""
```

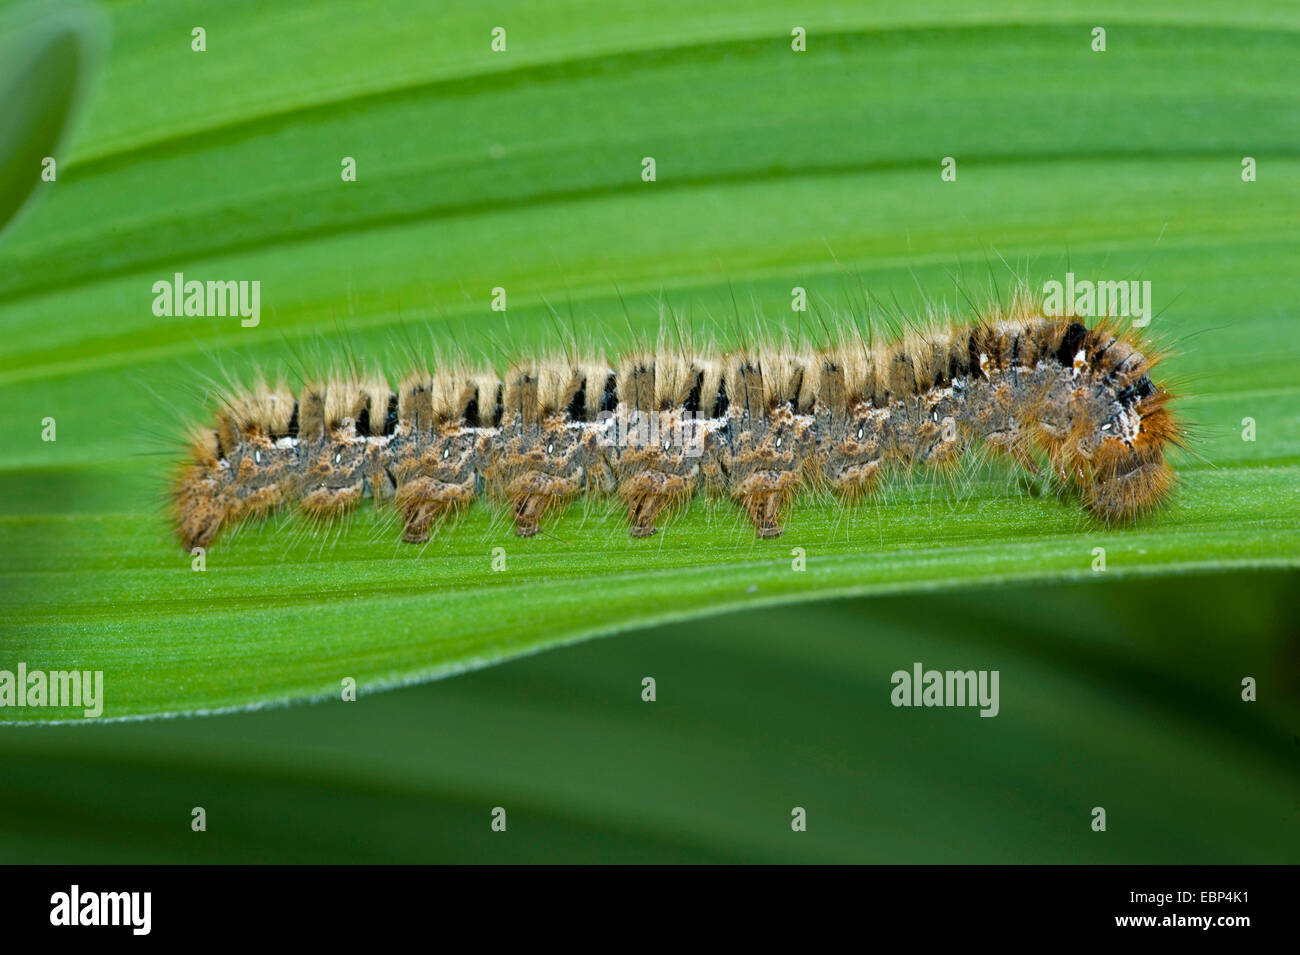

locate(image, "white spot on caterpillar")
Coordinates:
1115 407 1141 445
1072 348 1089 379
978 352 989 379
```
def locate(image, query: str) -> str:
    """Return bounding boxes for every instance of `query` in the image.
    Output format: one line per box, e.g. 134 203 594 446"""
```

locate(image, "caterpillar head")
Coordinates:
1082 376 1179 521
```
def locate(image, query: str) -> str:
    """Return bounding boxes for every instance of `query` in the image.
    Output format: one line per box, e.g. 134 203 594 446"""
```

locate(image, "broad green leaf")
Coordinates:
1 0 1297 722
2 571 1297 862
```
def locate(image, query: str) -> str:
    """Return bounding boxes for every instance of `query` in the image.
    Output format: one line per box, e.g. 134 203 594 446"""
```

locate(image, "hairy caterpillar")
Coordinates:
172 297 1181 550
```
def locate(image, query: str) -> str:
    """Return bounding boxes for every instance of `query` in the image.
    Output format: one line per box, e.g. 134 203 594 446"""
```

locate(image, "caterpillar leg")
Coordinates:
733 470 800 538
507 471 579 537
1085 445 1173 521
395 475 475 543
174 462 241 551
300 486 362 521
619 470 693 538
827 460 881 502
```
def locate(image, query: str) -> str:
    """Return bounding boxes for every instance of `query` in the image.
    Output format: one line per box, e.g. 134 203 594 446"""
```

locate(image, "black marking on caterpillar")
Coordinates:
172 301 1182 550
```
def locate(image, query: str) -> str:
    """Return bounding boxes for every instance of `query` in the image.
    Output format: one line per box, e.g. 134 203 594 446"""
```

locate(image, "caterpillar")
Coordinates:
172 297 1181 550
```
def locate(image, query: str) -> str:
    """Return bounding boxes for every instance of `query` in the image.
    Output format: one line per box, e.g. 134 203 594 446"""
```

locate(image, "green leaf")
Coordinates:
0 0 103 236
1 1 1298 722
2 571 1297 861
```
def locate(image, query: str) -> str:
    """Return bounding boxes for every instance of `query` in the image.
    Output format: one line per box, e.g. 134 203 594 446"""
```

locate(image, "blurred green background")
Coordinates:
1 0 1297 860
2 570 1297 862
